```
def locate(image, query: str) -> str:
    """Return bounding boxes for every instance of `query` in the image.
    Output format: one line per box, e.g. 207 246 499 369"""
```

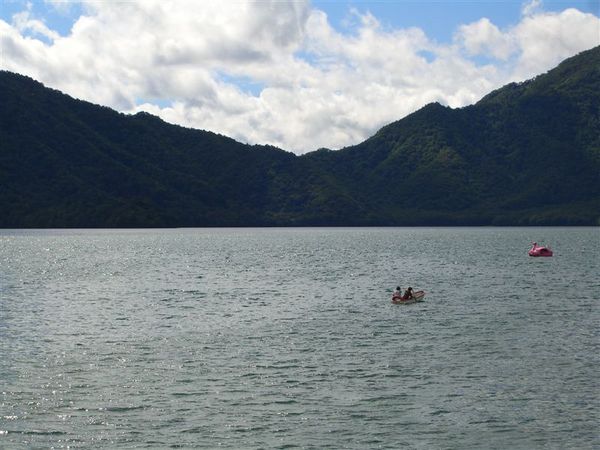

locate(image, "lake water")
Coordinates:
1 227 598 448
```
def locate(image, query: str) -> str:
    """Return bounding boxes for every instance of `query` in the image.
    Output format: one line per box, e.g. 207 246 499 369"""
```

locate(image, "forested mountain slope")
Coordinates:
1 46 598 226
304 45 600 225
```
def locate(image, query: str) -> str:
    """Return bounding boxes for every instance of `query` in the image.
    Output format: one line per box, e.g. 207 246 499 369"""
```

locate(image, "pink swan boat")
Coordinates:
528 242 553 257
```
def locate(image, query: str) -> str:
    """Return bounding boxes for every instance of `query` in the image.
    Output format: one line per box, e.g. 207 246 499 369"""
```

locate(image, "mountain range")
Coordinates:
1 46 599 227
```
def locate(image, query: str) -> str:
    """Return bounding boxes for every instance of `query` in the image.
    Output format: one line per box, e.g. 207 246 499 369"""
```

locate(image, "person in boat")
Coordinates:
403 287 414 300
393 286 402 299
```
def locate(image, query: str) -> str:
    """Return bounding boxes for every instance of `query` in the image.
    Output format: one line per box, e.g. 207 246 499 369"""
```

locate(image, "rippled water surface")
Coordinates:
1 227 598 448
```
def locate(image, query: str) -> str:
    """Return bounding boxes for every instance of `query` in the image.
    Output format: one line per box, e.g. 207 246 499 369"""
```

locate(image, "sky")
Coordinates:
1 1 599 154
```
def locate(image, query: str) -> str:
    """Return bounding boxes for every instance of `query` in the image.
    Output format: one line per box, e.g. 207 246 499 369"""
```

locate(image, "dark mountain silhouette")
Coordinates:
1 46 599 227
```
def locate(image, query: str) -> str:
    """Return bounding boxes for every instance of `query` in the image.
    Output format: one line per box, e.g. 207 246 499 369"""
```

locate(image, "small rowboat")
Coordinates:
392 290 425 304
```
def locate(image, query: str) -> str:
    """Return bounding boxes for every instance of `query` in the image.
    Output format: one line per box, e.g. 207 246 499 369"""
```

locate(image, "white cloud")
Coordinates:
456 18 515 60
511 8 600 79
1 0 598 153
12 8 61 42
522 0 543 17
454 6 600 81
44 0 77 14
